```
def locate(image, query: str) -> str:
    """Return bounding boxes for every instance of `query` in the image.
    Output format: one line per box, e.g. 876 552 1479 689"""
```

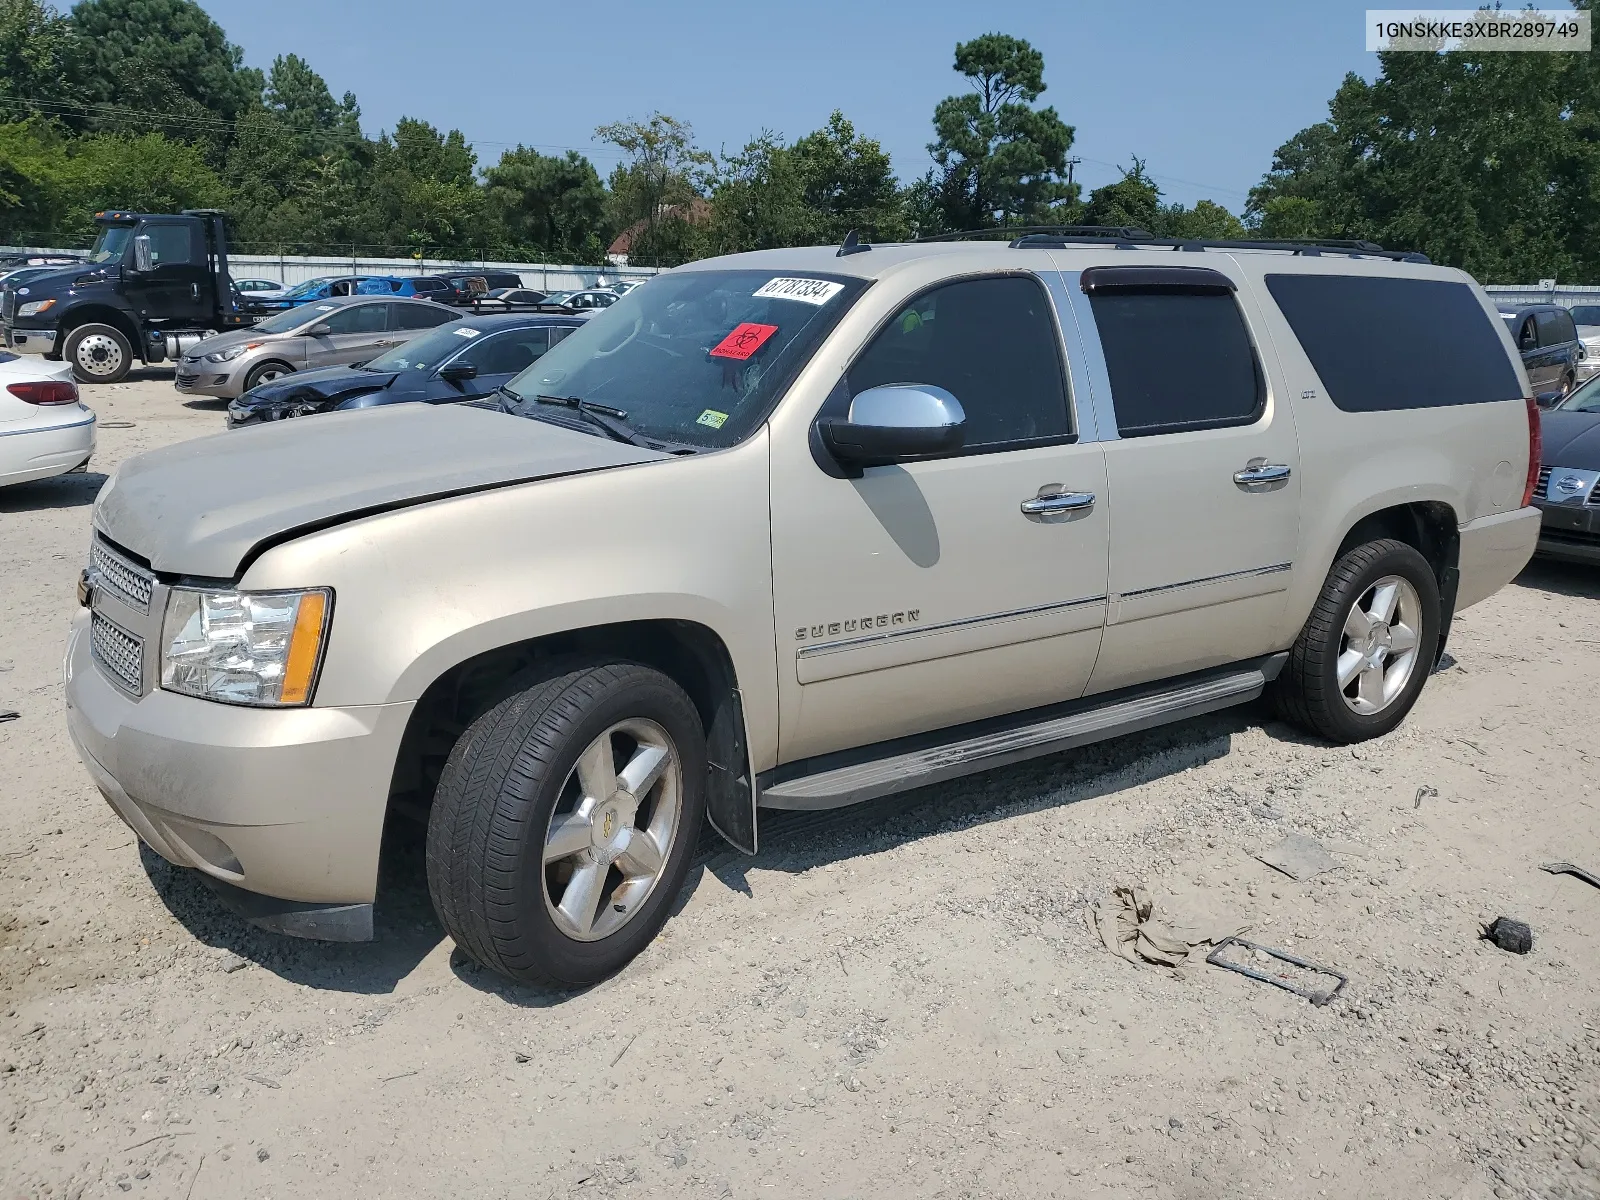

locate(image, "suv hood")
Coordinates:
1541 409 1600 470
94 403 666 577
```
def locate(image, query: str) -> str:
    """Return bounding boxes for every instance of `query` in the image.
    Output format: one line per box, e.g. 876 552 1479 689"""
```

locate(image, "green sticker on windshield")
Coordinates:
696 409 728 430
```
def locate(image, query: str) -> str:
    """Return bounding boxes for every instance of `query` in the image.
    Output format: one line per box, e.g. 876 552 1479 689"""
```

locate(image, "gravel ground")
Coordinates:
2 374 1599 1200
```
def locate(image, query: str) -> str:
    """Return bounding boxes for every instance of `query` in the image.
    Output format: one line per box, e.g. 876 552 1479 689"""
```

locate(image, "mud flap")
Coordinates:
1433 563 1460 670
705 685 757 853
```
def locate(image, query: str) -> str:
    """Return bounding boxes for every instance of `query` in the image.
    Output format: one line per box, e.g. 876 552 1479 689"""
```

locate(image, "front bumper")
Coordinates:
1533 496 1600 565
174 361 244 399
63 610 415 914
2 321 60 354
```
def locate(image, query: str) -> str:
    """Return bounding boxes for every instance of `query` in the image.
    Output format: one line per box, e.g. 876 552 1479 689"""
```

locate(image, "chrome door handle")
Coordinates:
1234 463 1292 487
1021 491 1096 517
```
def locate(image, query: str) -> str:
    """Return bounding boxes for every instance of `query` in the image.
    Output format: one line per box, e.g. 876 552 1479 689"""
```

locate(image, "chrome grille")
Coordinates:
1534 466 1553 501
91 537 153 613
90 611 143 695
1 290 13 320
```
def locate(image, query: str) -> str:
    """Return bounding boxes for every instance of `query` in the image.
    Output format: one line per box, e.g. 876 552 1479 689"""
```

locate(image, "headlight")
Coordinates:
161 587 331 707
204 342 259 363
17 299 55 317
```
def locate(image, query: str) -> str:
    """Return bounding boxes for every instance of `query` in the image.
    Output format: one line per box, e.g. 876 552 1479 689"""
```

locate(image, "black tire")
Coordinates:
243 360 294 391
65 322 133 384
1270 539 1441 744
426 660 707 987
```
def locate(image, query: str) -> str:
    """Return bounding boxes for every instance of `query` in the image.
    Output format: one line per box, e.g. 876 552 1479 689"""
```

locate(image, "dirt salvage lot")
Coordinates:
3 377 1599 1200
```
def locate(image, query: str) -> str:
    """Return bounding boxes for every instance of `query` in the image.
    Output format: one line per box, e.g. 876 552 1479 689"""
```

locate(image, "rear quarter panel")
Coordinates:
1233 257 1532 627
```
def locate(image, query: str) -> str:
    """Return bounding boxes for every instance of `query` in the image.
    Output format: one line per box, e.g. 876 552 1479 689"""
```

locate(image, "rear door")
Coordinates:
1537 308 1579 392
1069 261 1303 695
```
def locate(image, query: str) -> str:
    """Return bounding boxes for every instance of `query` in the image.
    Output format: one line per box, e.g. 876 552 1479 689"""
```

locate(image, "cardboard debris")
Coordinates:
1256 833 1340 881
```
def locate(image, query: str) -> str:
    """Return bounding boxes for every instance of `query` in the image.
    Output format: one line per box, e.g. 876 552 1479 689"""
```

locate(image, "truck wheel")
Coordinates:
1270 539 1441 744
426 661 707 987
243 360 293 391
66 323 133 384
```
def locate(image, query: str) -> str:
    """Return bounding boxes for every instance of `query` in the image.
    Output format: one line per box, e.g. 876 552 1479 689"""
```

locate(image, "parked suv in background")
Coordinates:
175 295 455 397
1501 303 1582 402
429 272 525 305
68 232 1539 988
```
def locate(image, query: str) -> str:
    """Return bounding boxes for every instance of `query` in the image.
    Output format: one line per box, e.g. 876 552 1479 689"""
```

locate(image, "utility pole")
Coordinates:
1066 156 1082 194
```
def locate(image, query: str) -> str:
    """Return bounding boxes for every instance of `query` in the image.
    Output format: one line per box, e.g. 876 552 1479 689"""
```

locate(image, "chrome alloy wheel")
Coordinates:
1337 574 1423 716
541 719 681 942
74 332 125 378
253 364 288 384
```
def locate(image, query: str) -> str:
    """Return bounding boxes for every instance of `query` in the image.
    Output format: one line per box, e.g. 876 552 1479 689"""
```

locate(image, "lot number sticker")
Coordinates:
709 322 779 360
752 277 844 305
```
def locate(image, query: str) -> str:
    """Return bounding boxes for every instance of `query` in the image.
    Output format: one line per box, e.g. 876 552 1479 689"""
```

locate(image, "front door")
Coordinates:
770 271 1110 763
307 300 393 367
127 220 211 326
1067 262 1304 695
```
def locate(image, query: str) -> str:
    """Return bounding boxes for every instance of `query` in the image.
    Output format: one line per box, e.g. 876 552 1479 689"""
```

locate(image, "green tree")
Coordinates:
1248 40 1600 278
262 53 361 158
789 111 905 242
1081 158 1161 231
0 0 72 114
67 0 260 149
597 113 711 266
927 32 1075 230
0 120 69 241
357 118 480 256
57 131 223 239
483 147 608 261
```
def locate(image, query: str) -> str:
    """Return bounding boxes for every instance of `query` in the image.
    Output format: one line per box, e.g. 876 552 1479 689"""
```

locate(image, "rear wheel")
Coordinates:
65 323 133 384
426 661 706 987
1270 539 1441 743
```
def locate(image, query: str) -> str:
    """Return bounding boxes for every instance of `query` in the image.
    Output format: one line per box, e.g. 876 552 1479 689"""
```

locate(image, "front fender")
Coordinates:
238 431 781 773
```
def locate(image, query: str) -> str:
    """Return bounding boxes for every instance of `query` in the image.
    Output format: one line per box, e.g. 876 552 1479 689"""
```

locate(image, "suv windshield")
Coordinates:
1570 305 1600 327
363 322 479 372
87 225 133 265
505 269 864 448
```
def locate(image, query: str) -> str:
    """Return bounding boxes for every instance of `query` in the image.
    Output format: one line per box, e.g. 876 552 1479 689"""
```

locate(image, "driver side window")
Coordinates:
143 224 195 267
847 275 1071 451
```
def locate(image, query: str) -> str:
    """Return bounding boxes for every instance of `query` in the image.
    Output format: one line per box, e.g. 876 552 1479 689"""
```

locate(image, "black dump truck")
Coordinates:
0 208 257 384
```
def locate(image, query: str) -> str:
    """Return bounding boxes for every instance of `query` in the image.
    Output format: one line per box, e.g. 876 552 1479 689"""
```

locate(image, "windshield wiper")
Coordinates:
531 394 649 447
494 383 523 413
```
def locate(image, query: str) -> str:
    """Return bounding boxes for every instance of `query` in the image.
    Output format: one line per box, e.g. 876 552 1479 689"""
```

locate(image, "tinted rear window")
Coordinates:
1089 291 1263 436
1569 305 1600 326
1265 275 1522 411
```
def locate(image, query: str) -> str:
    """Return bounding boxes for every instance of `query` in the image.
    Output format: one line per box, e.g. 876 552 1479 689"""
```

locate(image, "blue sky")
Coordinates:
198 0 1574 213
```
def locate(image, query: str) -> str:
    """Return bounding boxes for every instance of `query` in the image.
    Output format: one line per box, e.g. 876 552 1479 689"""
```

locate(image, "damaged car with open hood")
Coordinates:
226 310 586 427
67 236 1540 988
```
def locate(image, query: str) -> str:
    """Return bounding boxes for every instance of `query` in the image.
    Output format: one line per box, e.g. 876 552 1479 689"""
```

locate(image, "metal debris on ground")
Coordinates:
1090 884 1247 969
1414 785 1438 809
1255 832 1339 882
1481 916 1534 954
1205 936 1349 1006
1540 861 1600 891
0 710 19 723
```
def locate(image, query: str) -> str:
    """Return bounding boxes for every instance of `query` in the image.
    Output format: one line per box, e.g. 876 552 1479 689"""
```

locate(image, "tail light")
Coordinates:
7 380 78 405
1521 395 1543 507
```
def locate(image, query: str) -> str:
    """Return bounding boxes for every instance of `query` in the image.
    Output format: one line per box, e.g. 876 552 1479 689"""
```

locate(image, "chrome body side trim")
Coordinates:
1118 561 1292 601
795 593 1108 660
759 665 1267 810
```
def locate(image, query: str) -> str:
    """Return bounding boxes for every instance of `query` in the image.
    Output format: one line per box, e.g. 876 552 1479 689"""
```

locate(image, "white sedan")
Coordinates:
0 353 95 487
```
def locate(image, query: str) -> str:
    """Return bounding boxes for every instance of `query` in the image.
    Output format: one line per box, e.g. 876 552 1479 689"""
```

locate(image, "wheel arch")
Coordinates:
60 306 143 360
1330 499 1460 665
385 619 757 856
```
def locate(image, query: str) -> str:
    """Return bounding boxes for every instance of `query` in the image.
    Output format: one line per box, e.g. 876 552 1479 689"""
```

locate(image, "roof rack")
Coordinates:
1008 230 1429 263
915 224 1154 244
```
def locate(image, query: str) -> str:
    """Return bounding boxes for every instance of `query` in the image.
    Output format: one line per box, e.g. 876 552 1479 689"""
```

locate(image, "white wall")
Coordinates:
1 246 658 292
1485 284 1600 310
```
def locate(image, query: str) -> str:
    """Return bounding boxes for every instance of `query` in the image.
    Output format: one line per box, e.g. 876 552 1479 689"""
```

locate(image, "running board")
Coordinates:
758 665 1272 812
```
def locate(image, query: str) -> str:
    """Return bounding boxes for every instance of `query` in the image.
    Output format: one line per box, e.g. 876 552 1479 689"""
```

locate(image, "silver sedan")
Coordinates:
175 296 457 399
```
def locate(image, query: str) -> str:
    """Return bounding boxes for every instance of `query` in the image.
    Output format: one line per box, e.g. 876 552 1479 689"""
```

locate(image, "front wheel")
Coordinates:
65 323 133 384
426 661 707 987
1270 539 1441 743
243 360 293 391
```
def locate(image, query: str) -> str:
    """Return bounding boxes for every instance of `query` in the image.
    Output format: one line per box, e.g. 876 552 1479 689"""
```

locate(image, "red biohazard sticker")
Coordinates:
709 322 779 361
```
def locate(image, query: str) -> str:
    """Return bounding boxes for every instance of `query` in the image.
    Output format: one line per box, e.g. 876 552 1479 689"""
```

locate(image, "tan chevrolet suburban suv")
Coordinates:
65 230 1542 986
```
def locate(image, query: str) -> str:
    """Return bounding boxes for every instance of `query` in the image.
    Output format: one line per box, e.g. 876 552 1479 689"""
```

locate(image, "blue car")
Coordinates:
226 311 586 427
250 275 433 310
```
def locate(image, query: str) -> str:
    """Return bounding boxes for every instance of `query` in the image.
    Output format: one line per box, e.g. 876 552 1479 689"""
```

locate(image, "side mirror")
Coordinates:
132 235 153 273
1535 391 1563 408
439 361 477 383
817 384 965 472
308 323 333 337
